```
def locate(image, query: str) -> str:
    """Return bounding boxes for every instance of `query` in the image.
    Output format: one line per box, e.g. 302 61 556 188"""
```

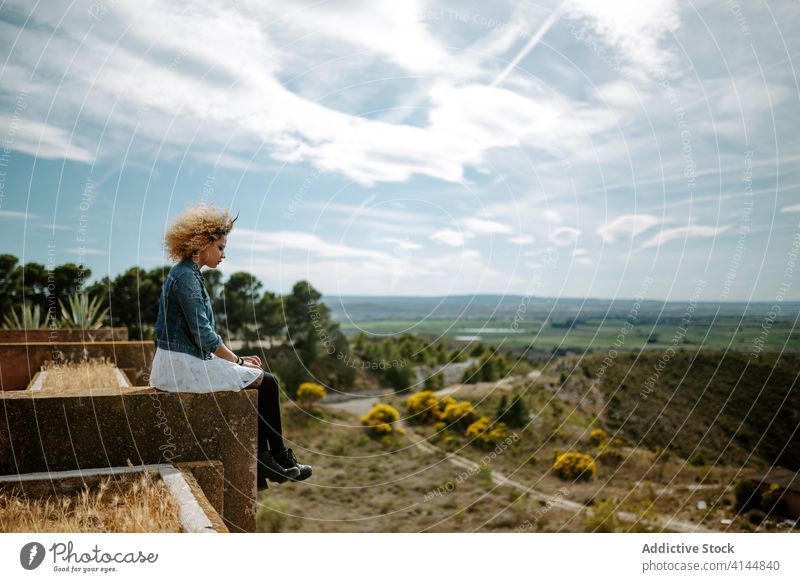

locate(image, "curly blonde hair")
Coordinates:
164 203 238 262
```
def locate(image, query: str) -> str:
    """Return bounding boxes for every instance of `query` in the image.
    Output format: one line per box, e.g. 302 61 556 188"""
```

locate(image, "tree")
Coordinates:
496 391 529 428
255 291 284 346
0 254 90 322
385 362 414 392
216 271 263 342
0 254 20 316
424 372 444 391
271 280 357 395
87 265 168 339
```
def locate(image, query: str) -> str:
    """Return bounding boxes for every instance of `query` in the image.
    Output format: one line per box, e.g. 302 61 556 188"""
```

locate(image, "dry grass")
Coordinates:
257 405 546 532
39 358 122 390
0 472 182 532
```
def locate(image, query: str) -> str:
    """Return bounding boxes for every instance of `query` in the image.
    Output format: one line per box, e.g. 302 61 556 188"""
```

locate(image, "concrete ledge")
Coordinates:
0 463 228 533
0 341 155 390
28 368 131 391
0 328 129 344
0 386 258 532
176 460 225 520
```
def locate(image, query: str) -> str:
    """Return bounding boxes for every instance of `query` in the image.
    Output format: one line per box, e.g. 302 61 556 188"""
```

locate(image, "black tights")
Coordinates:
253 372 285 454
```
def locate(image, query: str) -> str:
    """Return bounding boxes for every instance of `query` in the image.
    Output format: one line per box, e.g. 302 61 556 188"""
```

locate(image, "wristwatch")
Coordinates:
236 356 244 365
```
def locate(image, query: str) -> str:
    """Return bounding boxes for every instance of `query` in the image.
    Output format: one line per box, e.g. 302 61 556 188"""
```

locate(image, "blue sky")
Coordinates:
0 0 798 301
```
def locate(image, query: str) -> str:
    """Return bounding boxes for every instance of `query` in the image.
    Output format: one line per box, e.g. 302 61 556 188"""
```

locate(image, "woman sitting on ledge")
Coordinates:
149 203 312 489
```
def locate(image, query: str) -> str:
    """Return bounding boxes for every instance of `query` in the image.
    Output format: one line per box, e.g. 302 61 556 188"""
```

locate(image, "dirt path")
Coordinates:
323 393 713 533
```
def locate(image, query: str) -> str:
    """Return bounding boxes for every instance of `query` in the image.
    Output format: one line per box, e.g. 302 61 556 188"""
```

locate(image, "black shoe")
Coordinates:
275 447 313 482
257 450 300 486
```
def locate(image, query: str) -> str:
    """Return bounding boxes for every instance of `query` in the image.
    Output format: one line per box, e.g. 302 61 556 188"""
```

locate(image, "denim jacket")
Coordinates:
154 258 222 359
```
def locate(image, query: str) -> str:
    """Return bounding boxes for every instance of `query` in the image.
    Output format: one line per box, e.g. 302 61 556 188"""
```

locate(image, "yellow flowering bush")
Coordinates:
405 390 441 424
435 395 457 414
405 391 475 428
590 428 607 445
438 400 476 429
361 403 401 437
466 415 510 448
296 382 327 404
552 452 596 481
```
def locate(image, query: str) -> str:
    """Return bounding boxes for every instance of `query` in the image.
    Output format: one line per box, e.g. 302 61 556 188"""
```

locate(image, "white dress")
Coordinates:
149 347 262 393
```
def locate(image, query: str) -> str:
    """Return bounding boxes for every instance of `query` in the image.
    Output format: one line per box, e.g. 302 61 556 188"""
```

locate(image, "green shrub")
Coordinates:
759 483 785 515
59 292 108 329
424 372 444 391
734 479 760 513
688 453 707 467
597 446 625 464
2 302 50 329
256 498 289 532
496 392 529 429
582 497 621 532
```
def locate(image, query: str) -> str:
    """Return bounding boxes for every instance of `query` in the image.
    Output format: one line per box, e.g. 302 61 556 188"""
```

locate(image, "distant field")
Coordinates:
327 296 800 352
336 317 800 352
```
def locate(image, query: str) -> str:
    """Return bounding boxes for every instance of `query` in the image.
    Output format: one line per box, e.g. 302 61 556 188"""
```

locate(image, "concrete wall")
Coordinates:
0 328 129 343
0 341 155 390
0 387 258 532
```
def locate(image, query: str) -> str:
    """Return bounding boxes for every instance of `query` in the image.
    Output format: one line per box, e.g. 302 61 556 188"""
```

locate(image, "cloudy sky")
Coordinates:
0 0 798 301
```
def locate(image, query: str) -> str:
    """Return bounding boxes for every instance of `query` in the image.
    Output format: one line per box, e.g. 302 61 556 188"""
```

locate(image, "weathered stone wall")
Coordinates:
0 387 258 532
0 341 155 390
0 328 129 343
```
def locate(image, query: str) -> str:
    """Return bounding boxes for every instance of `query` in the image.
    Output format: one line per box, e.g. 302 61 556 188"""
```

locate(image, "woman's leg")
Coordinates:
247 371 311 483
255 372 286 454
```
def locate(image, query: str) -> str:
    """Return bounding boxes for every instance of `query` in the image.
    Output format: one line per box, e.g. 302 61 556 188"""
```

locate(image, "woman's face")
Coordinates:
198 234 227 268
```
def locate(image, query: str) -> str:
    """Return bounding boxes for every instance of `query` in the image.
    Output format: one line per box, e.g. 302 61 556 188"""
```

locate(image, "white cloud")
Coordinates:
0 0 619 185
229 228 388 260
550 226 581 246
226 247 501 296
62 247 107 256
572 248 588 256
544 209 563 224
597 214 661 243
374 236 425 250
594 81 643 107
270 1 475 78
34 222 72 231
462 217 513 235
640 224 729 250
431 229 472 247
565 0 681 79
508 235 535 245
0 210 37 219
780 203 800 213
0 117 94 163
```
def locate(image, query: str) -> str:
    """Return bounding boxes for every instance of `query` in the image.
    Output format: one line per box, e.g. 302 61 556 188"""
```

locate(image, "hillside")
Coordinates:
567 350 800 471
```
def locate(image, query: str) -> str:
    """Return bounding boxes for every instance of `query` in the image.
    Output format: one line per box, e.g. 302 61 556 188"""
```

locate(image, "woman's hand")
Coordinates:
241 355 262 368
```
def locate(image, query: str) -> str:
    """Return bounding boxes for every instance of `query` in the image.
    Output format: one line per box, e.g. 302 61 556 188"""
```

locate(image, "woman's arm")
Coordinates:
173 272 263 368
213 344 262 368
174 273 223 355
213 342 237 363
